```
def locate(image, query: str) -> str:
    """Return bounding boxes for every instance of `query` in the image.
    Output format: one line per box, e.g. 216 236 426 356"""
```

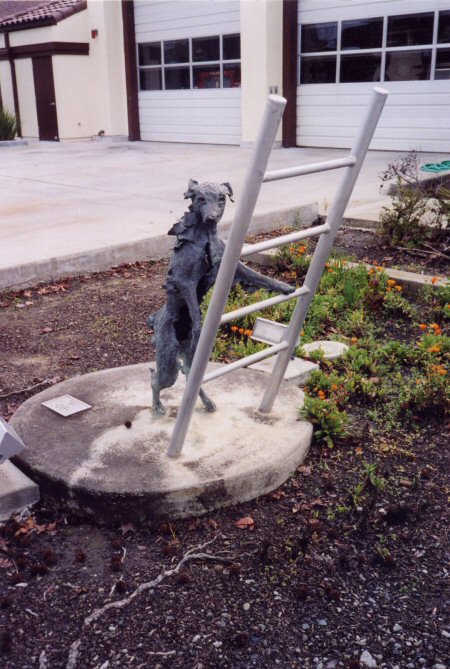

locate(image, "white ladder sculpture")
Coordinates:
167 87 388 458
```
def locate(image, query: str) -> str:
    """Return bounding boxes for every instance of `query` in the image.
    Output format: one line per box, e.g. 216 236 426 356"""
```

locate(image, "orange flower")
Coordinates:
419 323 427 331
317 390 326 400
355 447 363 456
238 328 245 334
376 266 383 272
331 384 338 391
431 277 440 285
387 279 396 286
386 287 392 292
431 364 447 376
430 323 442 335
327 268 334 274
244 329 253 337
231 325 238 332
428 345 441 353
350 337 358 344
395 285 403 292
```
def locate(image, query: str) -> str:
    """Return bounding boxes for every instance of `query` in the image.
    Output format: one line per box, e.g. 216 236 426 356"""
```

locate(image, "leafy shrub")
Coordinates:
379 151 448 250
0 108 18 141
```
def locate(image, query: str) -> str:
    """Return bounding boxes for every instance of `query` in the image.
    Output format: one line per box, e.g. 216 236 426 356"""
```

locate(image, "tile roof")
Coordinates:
0 0 86 30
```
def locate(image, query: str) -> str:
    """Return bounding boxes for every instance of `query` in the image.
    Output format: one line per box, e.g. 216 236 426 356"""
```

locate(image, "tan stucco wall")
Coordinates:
2 1 127 139
15 58 38 137
240 0 283 144
0 60 14 113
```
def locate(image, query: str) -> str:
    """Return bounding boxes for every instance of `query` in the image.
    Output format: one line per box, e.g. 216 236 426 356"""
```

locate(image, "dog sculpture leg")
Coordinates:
180 350 216 413
148 309 181 415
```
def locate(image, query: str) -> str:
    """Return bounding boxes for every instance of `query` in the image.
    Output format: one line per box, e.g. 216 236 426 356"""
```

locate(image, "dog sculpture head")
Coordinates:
184 179 233 225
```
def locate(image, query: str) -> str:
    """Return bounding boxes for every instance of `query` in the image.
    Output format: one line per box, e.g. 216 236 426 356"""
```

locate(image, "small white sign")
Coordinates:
41 395 92 417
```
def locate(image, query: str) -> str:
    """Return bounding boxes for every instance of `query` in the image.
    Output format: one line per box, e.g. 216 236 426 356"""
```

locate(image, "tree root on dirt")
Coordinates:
66 535 234 668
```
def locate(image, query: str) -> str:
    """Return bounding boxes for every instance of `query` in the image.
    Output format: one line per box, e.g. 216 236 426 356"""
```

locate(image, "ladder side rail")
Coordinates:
259 87 389 413
202 342 289 384
220 286 309 326
240 223 330 257
263 156 356 183
167 95 287 458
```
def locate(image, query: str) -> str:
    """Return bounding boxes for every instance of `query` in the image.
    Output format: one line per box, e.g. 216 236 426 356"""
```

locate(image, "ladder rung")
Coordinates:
220 286 309 325
263 156 356 183
202 342 289 384
241 223 330 257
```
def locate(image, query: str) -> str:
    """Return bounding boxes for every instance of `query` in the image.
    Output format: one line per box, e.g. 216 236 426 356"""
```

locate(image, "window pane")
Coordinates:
138 43 161 66
385 50 431 81
193 65 221 88
164 66 190 89
139 68 162 91
340 54 381 82
192 36 219 62
223 34 240 60
436 48 450 79
223 62 241 88
300 56 336 83
438 10 450 44
341 18 383 50
301 23 337 53
164 39 189 64
387 13 434 47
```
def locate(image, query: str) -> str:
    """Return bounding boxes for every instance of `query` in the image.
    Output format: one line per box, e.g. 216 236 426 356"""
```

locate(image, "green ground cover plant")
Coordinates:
206 248 449 447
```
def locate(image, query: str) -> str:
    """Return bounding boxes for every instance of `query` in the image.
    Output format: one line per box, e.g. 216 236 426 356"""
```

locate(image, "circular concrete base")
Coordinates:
302 340 349 360
11 364 312 522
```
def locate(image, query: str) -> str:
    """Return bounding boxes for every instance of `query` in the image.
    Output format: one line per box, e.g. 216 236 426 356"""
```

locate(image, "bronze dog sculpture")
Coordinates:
148 180 294 415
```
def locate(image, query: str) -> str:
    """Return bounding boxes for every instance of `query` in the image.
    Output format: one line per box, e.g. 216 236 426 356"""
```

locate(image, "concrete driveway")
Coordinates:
0 139 445 289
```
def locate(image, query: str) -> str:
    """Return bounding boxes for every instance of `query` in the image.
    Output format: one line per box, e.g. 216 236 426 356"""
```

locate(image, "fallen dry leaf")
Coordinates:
0 556 13 569
207 518 218 529
297 466 312 476
235 516 254 530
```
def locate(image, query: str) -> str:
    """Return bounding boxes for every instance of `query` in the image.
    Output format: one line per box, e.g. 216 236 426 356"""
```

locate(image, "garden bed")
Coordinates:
246 225 449 276
0 258 448 669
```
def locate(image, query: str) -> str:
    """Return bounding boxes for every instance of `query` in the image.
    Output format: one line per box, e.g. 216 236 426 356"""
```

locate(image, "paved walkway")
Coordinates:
0 139 445 289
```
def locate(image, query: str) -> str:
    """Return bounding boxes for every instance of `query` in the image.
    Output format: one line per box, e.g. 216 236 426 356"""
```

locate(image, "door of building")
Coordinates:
32 56 59 141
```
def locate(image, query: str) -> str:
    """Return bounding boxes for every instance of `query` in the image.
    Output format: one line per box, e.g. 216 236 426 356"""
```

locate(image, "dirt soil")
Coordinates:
0 259 449 669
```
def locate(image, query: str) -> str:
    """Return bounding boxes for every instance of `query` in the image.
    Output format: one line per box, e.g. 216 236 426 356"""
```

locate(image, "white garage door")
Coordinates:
134 0 241 144
297 0 450 151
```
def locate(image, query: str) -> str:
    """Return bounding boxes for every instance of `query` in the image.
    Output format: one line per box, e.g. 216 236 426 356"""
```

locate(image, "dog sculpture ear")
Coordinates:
221 182 234 202
184 179 199 199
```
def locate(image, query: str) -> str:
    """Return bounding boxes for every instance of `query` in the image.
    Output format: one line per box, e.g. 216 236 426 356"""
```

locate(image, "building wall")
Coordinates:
240 0 283 144
296 0 450 151
135 0 242 144
1 1 128 139
14 58 38 136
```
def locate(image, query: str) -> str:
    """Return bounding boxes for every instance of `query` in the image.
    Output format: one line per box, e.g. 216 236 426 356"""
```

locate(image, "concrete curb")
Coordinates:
0 139 28 148
0 461 39 521
0 203 318 291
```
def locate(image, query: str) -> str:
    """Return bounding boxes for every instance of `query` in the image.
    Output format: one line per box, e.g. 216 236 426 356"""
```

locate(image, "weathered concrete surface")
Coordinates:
1 139 445 290
301 341 349 361
249 357 319 385
10 363 312 522
0 461 39 521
